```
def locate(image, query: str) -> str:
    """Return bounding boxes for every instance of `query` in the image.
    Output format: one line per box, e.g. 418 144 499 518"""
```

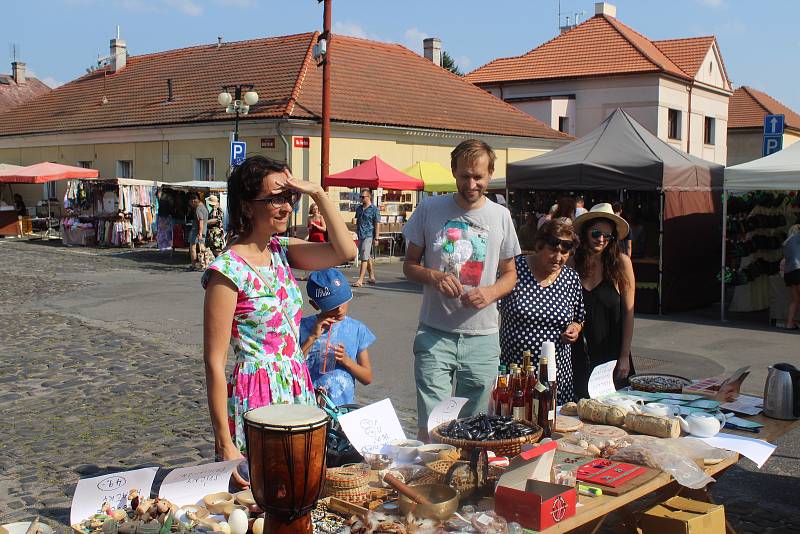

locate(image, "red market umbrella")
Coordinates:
0 162 99 184
324 156 423 190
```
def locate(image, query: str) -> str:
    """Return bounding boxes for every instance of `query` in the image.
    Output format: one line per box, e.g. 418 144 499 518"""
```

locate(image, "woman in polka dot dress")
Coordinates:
499 220 585 403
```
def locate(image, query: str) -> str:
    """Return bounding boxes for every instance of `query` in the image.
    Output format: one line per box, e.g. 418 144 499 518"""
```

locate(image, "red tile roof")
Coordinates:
0 33 566 140
729 86 800 130
0 75 51 114
465 15 721 85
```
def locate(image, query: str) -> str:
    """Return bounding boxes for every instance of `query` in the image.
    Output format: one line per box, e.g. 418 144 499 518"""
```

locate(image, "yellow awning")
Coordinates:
403 161 456 192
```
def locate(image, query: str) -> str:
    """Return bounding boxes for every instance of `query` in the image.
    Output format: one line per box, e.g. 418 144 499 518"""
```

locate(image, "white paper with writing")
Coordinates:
699 433 777 468
720 394 763 416
71 467 159 526
338 398 406 453
158 460 241 506
588 360 617 399
427 397 468 433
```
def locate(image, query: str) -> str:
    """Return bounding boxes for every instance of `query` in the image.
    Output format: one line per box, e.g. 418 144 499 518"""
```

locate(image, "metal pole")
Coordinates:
658 191 664 315
720 190 728 321
233 85 242 142
321 0 332 190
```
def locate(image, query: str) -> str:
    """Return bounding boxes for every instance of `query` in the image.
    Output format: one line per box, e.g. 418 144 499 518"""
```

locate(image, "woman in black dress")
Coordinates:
499 220 585 403
571 203 636 398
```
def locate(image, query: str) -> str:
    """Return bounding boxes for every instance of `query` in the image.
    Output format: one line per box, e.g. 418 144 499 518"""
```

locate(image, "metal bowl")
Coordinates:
398 484 459 521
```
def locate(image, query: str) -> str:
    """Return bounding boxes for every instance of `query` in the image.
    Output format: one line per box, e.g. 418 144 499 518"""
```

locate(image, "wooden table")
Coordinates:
534 414 799 533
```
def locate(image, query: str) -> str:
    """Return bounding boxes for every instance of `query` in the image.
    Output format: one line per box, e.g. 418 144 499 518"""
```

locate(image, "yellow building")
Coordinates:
0 32 569 221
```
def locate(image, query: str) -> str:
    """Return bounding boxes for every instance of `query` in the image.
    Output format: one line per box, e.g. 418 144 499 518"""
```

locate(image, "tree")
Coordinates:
442 51 463 76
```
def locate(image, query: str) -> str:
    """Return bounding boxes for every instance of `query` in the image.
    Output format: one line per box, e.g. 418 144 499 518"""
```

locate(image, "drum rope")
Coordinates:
282 433 299 521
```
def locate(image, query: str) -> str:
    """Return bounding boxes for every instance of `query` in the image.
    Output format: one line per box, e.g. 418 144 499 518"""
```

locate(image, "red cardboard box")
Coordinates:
495 480 577 530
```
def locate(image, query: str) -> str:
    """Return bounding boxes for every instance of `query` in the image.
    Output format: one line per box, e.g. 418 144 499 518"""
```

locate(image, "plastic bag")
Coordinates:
609 437 735 489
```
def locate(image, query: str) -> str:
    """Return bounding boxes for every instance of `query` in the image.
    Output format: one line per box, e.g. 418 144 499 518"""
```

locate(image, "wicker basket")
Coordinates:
430 419 543 457
325 463 370 490
323 484 371 504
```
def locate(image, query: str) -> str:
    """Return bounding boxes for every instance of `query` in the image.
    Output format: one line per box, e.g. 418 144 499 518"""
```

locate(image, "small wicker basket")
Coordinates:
325 463 370 490
430 419 543 457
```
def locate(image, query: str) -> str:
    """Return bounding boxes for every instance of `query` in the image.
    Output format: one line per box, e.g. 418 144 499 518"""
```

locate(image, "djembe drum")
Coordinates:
244 404 330 534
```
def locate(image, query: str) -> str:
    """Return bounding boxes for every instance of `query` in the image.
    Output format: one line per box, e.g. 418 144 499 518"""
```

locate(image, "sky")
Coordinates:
2 0 799 111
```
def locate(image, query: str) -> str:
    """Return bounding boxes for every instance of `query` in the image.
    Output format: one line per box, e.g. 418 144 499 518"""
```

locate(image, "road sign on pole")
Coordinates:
231 141 247 167
763 114 785 157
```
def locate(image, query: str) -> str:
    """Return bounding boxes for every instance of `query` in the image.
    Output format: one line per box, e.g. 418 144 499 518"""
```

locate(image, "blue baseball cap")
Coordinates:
306 268 353 311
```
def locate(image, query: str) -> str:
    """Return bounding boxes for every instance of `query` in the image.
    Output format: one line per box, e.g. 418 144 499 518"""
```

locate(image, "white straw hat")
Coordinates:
573 202 629 240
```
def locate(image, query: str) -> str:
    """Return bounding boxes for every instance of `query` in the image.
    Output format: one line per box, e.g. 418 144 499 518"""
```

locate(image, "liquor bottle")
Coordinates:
524 364 537 421
488 364 504 415
543 342 558 431
522 350 532 374
533 356 553 438
494 366 511 417
511 367 527 420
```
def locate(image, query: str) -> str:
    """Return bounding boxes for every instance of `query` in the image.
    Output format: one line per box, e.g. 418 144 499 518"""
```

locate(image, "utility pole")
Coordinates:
320 0 332 190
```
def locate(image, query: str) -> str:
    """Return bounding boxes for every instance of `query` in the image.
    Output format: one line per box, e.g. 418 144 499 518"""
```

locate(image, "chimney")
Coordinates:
11 61 26 84
595 2 617 17
423 37 442 67
110 35 127 73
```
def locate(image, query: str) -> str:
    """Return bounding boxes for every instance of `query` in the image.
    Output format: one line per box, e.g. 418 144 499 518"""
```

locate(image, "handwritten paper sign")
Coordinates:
338 398 406 454
427 397 468 433
158 460 241 506
70 467 159 526
588 360 617 399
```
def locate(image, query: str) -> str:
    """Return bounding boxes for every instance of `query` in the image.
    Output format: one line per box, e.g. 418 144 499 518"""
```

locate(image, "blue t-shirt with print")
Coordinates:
355 204 379 239
300 315 376 406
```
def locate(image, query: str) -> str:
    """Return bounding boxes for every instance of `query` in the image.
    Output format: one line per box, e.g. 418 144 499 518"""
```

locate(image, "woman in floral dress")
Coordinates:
203 156 356 487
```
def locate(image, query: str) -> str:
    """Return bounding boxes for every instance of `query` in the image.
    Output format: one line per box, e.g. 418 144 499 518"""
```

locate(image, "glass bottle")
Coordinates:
511 367 527 420
494 366 511 417
533 356 553 438
524 364 537 422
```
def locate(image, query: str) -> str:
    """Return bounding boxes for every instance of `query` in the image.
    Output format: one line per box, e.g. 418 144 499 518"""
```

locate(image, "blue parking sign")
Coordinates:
231 141 247 166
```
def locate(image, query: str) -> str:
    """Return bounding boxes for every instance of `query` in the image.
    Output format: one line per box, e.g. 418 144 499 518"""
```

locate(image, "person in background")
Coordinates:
499 220 584 403
782 224 800 330
570 203 636 396
353 189 380 287
189 193 209 270
307 203 327 243
13 193 26 217
300 268 375 406
538 204 557 229
517 211 538 251
202 156 356 487
554 196 577 223
612 202 632 257
574 196 587 218
403 139 520 442
205 195 226 258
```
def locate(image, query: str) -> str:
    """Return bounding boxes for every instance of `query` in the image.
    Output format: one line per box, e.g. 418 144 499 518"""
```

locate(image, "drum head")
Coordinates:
244 404 328 430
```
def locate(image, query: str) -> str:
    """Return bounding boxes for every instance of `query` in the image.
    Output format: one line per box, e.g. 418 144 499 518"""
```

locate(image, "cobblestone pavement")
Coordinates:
0 239 797 533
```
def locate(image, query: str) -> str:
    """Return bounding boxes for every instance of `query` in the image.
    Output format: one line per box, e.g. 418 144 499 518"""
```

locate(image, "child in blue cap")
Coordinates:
300 268 375 406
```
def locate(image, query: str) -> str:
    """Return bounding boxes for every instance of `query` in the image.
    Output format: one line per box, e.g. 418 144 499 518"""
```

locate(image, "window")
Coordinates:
558 116 569 133
667 109 681 140
194 158 215 181
77 160 93 169
352 159 368 168
116 160 133 178
704 116 715 145
44 182 57 200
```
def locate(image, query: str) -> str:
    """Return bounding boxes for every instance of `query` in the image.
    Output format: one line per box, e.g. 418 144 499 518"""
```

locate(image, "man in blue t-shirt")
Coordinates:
353 189 380 287
300 268 376 406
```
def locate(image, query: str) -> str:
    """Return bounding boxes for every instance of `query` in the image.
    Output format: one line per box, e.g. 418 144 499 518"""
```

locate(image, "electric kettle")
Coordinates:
763 363 800 420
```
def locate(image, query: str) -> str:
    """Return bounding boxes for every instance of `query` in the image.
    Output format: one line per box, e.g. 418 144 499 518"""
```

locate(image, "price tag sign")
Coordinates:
158 460 241 506
70 467 159 526
427 397 468 433
338 398 406 453
587 360 617 399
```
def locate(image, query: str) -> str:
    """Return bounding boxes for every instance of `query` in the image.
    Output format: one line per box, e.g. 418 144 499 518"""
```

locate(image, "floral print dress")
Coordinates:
202 238 315 454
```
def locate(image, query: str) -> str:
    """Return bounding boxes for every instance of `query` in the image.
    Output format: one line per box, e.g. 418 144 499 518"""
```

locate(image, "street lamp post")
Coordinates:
217 84 259 142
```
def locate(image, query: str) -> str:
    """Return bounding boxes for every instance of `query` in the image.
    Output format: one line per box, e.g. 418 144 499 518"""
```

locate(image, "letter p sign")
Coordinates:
231 141 247 167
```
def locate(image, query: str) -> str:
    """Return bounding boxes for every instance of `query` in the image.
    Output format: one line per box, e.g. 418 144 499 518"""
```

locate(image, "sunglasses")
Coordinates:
252 191 301 208
590 229 615 241
543 235 576 253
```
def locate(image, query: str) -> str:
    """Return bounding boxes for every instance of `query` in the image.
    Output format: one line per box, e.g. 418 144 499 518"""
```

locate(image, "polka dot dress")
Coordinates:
499 255 586 403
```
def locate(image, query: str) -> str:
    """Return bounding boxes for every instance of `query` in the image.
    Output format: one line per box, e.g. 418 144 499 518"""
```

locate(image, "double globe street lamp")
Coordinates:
217 84 259 142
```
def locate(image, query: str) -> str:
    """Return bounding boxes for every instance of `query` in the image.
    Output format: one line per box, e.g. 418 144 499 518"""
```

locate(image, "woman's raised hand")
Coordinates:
273 169 323 197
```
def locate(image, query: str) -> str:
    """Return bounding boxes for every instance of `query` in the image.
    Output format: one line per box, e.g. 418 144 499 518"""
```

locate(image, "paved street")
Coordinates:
0 239 798 532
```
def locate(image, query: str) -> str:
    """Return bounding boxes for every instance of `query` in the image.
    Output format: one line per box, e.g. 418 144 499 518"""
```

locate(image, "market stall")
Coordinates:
721 141 800 322
508 108 723 313
403 161 456 192
158 181 227 251
62 178 160 247
0 162 99 238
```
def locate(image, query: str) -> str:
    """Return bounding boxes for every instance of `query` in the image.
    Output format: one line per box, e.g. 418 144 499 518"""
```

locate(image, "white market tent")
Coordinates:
721 141 800 319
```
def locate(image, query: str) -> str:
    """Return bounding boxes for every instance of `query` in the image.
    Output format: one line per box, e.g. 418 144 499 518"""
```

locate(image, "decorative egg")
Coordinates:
227 509 249 534
252 517 265 534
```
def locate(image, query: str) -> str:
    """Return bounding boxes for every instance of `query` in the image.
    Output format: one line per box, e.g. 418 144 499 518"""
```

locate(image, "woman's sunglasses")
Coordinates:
251 191 302 208
590 229 615 241
543 235 576 253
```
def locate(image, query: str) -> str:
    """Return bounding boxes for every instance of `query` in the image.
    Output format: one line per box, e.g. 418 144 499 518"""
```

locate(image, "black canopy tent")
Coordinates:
508 109 724 313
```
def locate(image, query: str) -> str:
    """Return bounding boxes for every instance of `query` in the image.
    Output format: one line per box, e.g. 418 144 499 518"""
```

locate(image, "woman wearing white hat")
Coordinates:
205 194 226 257
570 203 636 397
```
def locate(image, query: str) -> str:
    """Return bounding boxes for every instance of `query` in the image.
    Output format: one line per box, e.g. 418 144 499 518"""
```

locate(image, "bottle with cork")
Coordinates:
544 341 558 433
534 341 557 438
